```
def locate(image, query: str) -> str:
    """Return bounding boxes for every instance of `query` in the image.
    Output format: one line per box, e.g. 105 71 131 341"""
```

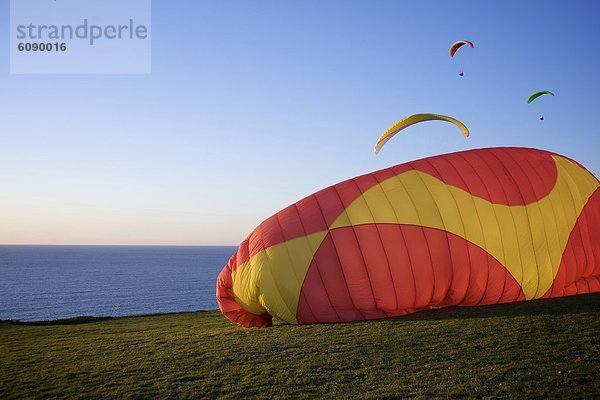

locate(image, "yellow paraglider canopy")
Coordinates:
374 113 470 155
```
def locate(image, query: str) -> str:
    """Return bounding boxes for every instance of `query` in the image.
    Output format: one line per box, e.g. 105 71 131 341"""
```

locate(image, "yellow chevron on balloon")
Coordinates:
231 231 328 324
331 155 599 300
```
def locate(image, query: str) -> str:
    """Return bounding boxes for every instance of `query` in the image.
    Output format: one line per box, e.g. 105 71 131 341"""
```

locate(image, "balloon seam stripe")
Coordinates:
419 157 469 306
346 176 388 314
328 185 369 320
296 198 342 323
502 148 547 300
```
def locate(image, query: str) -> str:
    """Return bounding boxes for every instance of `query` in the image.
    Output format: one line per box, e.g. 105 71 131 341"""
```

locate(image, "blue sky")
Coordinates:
0 0 599 245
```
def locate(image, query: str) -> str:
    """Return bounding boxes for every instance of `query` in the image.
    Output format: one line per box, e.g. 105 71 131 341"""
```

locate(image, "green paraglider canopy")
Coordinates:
528 91 555 104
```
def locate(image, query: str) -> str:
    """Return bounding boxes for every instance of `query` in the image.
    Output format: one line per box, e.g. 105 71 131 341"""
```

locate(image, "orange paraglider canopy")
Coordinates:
449 40 474 57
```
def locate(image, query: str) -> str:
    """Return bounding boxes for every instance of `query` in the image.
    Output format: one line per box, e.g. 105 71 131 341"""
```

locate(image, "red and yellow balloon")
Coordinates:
216 147 600 328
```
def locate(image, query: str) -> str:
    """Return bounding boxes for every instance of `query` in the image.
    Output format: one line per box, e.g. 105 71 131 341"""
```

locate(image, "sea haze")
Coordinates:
0 245 236 321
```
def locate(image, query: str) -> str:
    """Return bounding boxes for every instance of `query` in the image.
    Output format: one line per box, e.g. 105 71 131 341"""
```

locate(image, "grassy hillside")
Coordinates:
1 294 599 399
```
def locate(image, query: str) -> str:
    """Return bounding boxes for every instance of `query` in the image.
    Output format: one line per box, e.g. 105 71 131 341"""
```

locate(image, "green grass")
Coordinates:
1 294 599 399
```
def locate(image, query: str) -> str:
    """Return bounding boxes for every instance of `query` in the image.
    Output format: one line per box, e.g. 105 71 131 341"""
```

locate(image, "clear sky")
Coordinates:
1 0 599 245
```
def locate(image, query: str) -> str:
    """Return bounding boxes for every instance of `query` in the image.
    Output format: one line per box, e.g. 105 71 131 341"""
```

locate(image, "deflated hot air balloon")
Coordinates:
449 40 474 76
216 147 600 328
374 113 469 155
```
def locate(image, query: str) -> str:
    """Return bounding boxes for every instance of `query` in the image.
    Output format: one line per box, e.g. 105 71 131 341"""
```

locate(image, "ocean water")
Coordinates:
0 245 236 322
